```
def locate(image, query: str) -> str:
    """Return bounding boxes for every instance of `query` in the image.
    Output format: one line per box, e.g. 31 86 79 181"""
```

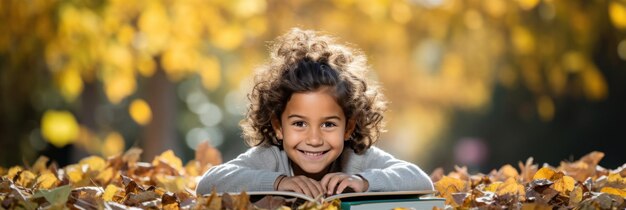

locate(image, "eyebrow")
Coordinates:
287 114 342 121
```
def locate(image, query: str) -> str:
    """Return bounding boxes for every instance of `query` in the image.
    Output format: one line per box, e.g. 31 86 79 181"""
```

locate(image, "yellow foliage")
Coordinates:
552 175 576 195
511 26 535 55
36 172 59 189
57 66 83 103
79 156 106 172
153 150 184 173
582 65 608 101
533 167 556 180
129 99 152 126
41 110 79 148
496 177 525 198
103 184 121 202
434 176 466 205
16 170 36 188
65 164 84 185
484 181 502 192
517 0 540 10
600 187 626 197
103 132 125 157
609 2 626 29
500 164 520 179
607 173 626 184
199 57 221 91
155 174 186 193
7 166 24 180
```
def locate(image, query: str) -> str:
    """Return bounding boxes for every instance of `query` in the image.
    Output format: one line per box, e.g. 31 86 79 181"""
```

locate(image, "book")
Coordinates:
224 190 444 209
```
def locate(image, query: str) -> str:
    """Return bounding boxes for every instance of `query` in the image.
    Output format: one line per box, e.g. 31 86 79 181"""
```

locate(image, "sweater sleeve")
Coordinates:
195 146 285 195
356 147 434 192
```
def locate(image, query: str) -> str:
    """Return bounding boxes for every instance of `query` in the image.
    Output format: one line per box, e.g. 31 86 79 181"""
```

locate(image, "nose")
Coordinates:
305 128 323 146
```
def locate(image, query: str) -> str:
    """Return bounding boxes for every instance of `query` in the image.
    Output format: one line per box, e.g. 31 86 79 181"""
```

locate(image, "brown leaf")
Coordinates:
195 141 222 170
162 192 180 210
253 195 287 209
429 167 444 183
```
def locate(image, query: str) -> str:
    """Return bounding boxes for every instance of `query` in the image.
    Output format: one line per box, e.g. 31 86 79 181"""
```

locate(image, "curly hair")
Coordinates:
240 28 387 154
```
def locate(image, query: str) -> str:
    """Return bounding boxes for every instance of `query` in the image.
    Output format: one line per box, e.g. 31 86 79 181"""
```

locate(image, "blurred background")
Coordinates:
1 0 625 174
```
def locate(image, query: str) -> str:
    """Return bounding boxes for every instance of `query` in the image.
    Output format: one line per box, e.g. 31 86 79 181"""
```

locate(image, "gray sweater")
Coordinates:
196 145 434 195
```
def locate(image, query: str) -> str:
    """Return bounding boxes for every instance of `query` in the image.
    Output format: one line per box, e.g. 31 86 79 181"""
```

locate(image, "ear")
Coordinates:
271 115 283 140
344 118 356 141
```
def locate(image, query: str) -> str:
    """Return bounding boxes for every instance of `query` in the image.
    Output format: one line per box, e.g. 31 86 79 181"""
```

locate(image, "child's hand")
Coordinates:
321 173 369 195
275 175 325 198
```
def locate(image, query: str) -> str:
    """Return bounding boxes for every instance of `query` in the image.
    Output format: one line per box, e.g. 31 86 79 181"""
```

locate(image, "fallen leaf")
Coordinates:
552 175 575 195
152 150 184 175
601 187 626 197
533 167 556 180
36 171 59 189
32 185 71 206
434 176 467 205
103 184 121 202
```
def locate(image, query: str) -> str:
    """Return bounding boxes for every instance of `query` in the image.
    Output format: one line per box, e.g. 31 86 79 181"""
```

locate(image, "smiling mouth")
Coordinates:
298 150 329 156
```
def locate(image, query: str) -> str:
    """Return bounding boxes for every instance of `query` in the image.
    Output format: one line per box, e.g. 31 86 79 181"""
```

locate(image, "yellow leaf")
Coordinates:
79 156 106 172
434 176 466 205
569 185 583 206
129 99 152 126
184 160 200 177
41 110 79 148
65 164 84 184
155 174 185 193
17 170 36 187
36 172 59 189
601 187 626 197
496 177 525 197
152 150 184 173
484 181 502 192
7 166 24 180
552 175 576 195
500 164 520 179
533 167 556 180
607 173 626 184
102 184 120 202
96 167 115 185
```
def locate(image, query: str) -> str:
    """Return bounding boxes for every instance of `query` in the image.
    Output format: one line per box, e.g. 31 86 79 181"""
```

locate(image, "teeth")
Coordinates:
302 151 324 156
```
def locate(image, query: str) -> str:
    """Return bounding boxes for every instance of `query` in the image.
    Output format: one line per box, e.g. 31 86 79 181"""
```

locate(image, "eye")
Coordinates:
292 121 307 127
321 122 337 128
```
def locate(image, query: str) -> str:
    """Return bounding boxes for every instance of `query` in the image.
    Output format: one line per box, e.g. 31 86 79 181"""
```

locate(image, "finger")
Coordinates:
312 179 325 198
335 179 352 194
295 178 314 197
327 175 345 195
320 173 338 194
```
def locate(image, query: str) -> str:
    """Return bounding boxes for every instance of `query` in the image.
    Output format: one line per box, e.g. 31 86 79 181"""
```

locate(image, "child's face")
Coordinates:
272 87 355 177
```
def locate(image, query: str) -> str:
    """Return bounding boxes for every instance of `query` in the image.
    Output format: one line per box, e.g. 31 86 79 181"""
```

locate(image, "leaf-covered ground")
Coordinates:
1 143 625 209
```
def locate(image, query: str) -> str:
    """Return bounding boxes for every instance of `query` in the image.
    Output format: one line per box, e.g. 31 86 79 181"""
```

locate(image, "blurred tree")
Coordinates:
1 0 625 171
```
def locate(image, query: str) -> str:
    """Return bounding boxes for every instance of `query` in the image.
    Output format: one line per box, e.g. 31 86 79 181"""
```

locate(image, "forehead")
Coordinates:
283 88 345 119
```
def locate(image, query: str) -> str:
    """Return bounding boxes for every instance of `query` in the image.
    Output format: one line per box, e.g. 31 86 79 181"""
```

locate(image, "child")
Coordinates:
196 28 434 197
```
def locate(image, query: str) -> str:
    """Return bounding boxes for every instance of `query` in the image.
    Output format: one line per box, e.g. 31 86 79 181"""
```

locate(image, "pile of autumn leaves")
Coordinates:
431 151 626 209
1 145 625 210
